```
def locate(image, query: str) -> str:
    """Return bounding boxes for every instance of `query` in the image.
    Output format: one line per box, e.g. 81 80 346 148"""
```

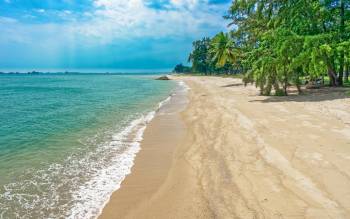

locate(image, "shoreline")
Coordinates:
98 79 189 218
99 76 350 218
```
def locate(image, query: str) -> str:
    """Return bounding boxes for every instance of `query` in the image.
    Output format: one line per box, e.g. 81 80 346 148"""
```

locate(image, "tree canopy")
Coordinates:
179 0 350 95
172 64 191 73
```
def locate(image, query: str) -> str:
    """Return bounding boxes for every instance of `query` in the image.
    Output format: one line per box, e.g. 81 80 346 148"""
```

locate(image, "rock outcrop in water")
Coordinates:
156 75 171 80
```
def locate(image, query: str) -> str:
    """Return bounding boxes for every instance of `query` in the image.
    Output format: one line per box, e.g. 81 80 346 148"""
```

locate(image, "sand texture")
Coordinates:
100 76 350 219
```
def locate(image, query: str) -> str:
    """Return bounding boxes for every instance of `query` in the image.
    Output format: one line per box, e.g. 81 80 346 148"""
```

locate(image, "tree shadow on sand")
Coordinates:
221 83 244 88
249 87 350 103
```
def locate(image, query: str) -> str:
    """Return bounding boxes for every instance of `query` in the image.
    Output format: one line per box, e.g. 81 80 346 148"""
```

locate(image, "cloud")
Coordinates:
0 0 231 69
1 0 230 43
74 0 229 43
170 0 198 9
0 16 16 23
36 9 45 13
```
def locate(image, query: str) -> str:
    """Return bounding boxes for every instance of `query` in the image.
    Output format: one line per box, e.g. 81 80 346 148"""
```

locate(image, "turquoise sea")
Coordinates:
0 74 175 218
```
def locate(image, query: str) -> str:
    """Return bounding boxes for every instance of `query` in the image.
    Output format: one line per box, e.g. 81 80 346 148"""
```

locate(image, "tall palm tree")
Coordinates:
210 32 238 67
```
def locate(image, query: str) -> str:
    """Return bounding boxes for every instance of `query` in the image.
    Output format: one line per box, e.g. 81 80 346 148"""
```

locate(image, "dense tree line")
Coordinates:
173 63 192 73
180 0 350 95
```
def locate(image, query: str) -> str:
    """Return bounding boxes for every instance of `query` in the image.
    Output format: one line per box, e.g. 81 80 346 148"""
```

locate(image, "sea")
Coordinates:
0 73 177 218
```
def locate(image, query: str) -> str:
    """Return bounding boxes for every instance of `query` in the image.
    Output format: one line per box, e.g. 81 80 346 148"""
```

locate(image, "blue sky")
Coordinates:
0 0 230 71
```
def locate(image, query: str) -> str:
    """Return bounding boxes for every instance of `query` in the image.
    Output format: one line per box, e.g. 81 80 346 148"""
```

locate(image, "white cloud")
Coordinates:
0 16 17 23
170 0 198 9
0 0 230 68
74 0 229 43
36 9 45 13
1 0 229 46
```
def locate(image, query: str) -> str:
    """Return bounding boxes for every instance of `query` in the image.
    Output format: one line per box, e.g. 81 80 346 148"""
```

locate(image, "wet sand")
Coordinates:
99 76 350 219
99 81 189 219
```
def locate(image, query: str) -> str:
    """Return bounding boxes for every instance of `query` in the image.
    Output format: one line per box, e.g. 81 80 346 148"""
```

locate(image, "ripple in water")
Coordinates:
0 109 159 219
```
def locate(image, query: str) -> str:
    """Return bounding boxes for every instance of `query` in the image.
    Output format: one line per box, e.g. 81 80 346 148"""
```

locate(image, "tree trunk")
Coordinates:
284 83 288 95
339 51 344 85
283 67 288 95
345 64 349 83
338 0 345 86
328 67 338 86
295 72 302 94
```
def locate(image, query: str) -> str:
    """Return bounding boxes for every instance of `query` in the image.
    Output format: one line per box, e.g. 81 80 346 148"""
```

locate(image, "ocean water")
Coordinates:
0 74 176 218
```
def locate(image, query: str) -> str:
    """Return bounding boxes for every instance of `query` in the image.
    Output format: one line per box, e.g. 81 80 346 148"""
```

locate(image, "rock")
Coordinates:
156 75 171 80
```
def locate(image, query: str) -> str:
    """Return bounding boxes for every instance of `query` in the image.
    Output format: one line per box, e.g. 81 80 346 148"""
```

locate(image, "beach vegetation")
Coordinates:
173 64 192 73
176 0 350 96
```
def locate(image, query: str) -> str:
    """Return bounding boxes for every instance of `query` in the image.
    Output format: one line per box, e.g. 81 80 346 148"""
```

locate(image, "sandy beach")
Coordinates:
100 76 350 219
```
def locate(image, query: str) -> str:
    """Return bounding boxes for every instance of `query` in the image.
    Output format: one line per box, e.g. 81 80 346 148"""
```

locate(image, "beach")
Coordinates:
100 76 350 219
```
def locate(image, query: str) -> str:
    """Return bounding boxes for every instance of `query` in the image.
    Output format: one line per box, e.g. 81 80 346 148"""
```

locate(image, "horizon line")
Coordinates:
0 68 173 74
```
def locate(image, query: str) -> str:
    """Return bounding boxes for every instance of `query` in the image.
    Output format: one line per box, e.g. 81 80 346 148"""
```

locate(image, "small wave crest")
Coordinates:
67 110 156 219
0 95 173 219
178 81 190 91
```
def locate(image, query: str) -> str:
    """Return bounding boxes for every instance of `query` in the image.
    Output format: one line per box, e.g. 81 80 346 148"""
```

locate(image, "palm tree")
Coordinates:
210 32 238 68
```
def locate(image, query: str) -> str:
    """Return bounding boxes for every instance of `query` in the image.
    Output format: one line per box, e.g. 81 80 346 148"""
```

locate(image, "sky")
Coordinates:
0 0 231 72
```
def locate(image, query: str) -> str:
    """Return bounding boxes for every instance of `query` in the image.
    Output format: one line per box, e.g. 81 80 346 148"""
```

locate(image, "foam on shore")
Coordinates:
0 91 178 219
98 79 189 219
67 94 175 219
0 75 177 219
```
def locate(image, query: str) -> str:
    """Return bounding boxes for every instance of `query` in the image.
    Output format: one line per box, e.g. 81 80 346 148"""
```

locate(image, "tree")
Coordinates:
227 0 350 94
209 32 238 68
186 0 350 91
173 64 191 73
188 38 211 74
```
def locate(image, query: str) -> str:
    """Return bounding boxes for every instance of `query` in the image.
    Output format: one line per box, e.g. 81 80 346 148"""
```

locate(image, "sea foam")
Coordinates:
0 81 182 219
67 95 172 219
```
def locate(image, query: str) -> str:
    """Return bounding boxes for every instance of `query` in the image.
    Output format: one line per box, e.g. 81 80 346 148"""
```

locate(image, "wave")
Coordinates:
0 94 174 219
68 94 175 218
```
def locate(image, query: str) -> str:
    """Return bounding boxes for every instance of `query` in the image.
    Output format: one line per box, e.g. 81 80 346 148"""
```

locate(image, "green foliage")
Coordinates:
227 0 350 94
210 32 238 67
188 38 212 74
185 35 243 75
173 63 191 73
179 0 350 94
